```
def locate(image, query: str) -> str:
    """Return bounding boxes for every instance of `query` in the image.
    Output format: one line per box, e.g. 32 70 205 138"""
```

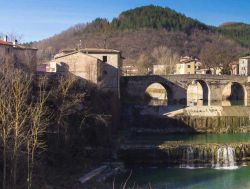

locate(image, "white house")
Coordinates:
239 56 250 76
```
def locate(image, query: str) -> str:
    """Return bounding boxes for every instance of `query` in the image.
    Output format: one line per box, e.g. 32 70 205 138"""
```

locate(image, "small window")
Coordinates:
103 56 107 62
187 65 191 68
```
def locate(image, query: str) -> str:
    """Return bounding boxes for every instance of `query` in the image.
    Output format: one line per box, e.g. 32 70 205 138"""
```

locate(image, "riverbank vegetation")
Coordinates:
0 63 117 189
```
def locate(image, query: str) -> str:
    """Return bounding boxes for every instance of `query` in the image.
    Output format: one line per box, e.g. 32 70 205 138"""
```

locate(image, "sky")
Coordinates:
1 0 250 42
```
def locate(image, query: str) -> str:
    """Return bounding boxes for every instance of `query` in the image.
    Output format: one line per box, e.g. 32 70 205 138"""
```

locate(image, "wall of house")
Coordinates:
176 62 195 74
55 53 100 84
86 53 121 95
185 62 195 74
0 45 14 64
176 63 185 74
239 59 250 76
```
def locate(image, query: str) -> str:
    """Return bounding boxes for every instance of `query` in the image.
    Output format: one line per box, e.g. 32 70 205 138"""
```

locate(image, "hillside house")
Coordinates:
175 56 201 74
0 36 37 71
239 56 250 76
47 48 123 95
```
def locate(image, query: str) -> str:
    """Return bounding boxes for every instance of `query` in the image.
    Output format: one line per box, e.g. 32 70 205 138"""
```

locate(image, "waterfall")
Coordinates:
180 145 238 169
214 146 238 170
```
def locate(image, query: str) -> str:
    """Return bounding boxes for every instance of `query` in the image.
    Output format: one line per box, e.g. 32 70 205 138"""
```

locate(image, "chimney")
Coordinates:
3 35 8 42
13 39 18 46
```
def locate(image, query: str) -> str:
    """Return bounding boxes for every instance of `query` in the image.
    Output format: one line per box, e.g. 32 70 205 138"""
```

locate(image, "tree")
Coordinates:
135 54 153 75
0 65 49 189
151 46 179 74
27 77 49 189
199 39 241 70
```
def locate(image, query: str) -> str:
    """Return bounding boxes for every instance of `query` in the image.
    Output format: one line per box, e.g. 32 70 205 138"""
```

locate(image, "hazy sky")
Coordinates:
1 0 250 42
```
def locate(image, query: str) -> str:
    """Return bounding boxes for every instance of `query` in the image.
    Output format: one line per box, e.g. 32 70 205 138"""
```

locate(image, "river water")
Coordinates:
119 165 250 189
118 133 250 189
128 133 250 144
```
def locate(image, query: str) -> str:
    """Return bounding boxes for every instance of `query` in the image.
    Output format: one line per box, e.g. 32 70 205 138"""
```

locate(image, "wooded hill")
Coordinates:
33 5 250 69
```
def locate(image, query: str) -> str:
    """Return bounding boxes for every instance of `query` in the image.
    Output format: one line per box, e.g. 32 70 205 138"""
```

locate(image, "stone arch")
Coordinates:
187 80 210 106
144 82 172 106
222 82 246 106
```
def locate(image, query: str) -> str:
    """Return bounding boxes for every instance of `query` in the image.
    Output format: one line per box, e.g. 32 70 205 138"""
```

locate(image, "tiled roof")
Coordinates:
0 39 37 50
0 39 12 46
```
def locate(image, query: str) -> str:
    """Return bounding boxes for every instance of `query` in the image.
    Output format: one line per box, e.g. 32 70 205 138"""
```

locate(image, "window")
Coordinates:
102 56 107 62
187 65 191 68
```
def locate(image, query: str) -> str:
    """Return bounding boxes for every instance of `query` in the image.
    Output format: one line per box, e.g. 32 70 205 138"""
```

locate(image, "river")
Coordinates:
118 165 250 189
117 133 250 188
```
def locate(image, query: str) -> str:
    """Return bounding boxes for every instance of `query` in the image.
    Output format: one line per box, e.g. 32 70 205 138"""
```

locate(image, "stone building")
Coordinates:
175 56 201 75
0 36 37 71
50 48 123 95
239 56 250 76
230 61 239 75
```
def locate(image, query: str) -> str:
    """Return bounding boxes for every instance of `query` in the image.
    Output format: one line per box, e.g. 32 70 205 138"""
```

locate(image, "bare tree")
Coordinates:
0 64 14 189
26 77 49 189
135 54 153 75
151 46 179 74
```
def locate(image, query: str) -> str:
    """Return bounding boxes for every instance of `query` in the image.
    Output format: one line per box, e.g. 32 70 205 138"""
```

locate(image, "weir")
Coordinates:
180 145 238 169
119 142 250 169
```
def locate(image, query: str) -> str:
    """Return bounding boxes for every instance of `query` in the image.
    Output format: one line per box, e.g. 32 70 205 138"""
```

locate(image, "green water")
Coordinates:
120 134 250 188
119 166 250 189
129 133 250 145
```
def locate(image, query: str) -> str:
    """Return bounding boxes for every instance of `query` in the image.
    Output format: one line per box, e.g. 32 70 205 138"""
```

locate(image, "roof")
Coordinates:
0 39 37 50
178 60 196 64
61 48 121 54
179 56 198 64
0 39 12 46
54 51 101 61
80 48 120 54
240 56 250 59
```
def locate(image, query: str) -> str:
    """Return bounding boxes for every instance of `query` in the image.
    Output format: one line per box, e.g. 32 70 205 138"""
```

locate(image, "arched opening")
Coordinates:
145 83 170 106
187 80 209 106
222 82 245 106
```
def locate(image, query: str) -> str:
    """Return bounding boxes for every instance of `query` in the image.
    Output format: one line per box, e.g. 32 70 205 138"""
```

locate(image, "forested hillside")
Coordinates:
33 5 250 72
218 22 250 48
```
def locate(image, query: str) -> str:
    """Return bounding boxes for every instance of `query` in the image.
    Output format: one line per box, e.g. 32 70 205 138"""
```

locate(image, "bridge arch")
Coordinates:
144 82 173 106
222 82 246 106
187 80 210 106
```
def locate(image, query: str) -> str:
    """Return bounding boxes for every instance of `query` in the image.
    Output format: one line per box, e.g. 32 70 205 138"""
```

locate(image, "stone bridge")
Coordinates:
120 74 250 106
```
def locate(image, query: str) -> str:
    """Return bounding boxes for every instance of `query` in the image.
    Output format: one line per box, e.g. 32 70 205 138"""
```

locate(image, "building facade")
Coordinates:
0 36 37 71
175 56 199 74
49 48 123 95
239 56 250 76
